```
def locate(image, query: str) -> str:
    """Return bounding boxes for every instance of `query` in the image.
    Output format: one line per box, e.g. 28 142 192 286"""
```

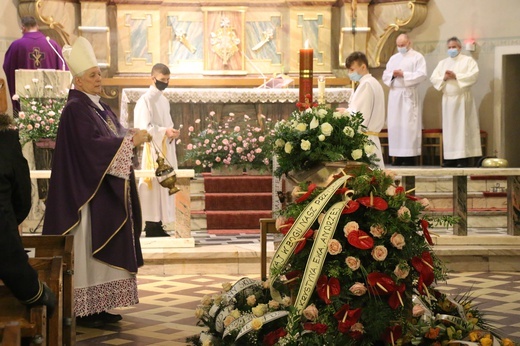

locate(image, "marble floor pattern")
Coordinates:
76 271 520 345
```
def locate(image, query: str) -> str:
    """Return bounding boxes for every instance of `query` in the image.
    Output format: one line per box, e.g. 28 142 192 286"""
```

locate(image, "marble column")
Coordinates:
453 176 468 236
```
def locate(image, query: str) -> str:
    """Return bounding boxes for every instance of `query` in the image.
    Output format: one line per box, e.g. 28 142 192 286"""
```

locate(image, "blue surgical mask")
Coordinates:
447 48 459 58
397 47 408 55
348 71 362 82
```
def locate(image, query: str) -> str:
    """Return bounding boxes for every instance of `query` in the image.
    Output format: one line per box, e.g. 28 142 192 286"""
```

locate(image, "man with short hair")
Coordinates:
430 36 482 167
2 16 67 112
134 63 180 237
383 33 427 166
339 51 386 169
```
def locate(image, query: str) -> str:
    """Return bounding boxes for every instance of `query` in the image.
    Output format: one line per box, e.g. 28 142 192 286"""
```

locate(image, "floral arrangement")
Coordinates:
183 111 274 173
272 105 377 178
13 78 67 145
188 166 516 346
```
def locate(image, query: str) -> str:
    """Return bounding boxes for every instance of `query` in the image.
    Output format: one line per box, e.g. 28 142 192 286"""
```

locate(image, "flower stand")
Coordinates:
211 166 245 176
33 139 55 199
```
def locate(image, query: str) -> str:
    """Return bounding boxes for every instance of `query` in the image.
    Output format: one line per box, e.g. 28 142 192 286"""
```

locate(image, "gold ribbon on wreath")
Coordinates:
269 175 350 304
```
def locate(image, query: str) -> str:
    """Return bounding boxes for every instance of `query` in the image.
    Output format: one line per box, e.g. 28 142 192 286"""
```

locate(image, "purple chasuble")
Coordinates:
43 90 143 273
2 32 67 111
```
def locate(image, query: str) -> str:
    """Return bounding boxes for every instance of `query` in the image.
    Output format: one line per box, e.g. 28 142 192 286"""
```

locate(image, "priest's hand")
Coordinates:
132 129 151 147
166 128 180 139
392 69 403 78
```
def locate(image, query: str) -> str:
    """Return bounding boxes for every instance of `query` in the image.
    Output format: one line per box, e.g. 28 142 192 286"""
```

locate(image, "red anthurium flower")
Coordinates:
295 183 317 203
412 251 435 294
294 229 314 254
335 305 362 334
395 186 405 194
420 219 434 245
357 195 388 211
278 217 295 235
342 200 360 214
263 327 287 346
303 322 328 334
335 187 349 195
316 275 341 304
347 229 374 250
383 325 402 346
367 272 396 295
406 194 420 201
388 283 406 310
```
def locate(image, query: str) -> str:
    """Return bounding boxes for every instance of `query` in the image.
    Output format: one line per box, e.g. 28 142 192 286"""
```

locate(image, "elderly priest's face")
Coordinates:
74 66 102 95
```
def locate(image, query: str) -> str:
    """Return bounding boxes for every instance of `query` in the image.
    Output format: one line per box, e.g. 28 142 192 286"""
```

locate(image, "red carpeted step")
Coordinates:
205 192 272 211
203 174 272 193
206 210 273 230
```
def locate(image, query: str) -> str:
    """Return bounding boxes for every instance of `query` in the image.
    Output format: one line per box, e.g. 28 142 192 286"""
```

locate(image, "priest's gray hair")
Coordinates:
447 36 462 48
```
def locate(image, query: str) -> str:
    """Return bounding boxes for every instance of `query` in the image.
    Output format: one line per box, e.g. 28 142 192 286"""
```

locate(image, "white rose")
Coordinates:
364 144 376 155
372 245 388 261
300 139 311 151
343 126 354 137
385 185 396 196
332 111 342 119
275 138 286 147
222 282 232 291
317 108 328 118
252 304 268 317
281 296 292 307
284 142 293 154
309 116 319 129
351 149 363 160
345 256 361 271
320 122 333 136
318 134 326 141
195 307 205 319
295 122 307 132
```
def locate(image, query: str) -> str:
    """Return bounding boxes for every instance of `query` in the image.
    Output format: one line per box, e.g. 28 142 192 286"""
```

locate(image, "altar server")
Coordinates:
383 33 427 166
2 16 67 112
338 51 386 169
42 37 150 327
430 36 482 167
134 63 180 237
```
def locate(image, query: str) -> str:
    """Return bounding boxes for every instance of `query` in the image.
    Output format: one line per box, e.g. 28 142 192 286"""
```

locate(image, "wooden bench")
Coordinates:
0 321 21 346
22 236 74 346
0 258 63 345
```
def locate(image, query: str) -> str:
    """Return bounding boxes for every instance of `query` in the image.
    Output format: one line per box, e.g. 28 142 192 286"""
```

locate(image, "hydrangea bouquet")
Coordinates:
188 166 515 346
183 111 274 173
272 106 377 178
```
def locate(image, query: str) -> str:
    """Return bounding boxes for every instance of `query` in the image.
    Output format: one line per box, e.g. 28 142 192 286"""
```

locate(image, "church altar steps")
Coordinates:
202 173 272 234
205 192 272 211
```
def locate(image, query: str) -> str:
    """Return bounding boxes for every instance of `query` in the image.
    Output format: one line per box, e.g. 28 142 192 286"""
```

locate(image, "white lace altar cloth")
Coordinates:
120 87 352 126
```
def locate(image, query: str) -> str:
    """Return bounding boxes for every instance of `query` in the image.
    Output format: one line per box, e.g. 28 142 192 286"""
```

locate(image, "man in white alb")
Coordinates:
430 36 481 167
383 33 427 166
134 63 180 237
338 51 386 169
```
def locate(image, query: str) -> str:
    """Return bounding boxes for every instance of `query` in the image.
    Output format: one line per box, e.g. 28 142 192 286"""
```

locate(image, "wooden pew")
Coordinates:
22 235 74 346
0 321 21 346
29 257 62 346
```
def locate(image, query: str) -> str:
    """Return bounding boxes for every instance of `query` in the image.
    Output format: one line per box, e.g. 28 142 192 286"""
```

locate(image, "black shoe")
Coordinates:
456 158 469 168
76 314 105 328
442 159 456 167
97 311 122 323
144 221 170 237
402 157 416 166
28 283 56 318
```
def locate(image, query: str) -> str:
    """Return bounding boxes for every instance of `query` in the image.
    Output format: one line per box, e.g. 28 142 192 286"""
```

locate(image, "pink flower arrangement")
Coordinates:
183 111 274 172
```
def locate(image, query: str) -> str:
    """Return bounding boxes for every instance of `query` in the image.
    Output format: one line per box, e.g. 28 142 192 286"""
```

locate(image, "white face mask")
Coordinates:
447 48 460 58
397 47 408 55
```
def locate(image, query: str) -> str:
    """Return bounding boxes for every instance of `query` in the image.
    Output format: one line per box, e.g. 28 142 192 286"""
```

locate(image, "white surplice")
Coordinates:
134 85 178 226
382 49 427 157
347 74 386 168
430 54 482 160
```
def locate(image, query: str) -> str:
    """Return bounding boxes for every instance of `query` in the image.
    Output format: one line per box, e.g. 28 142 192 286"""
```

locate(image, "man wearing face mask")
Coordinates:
338 51 386 168
134 63 180 237
383 33 427 166
430 37 481 167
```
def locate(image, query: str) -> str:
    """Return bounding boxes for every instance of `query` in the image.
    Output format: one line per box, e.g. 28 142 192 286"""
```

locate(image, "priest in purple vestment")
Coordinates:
42 37 150 328
2 16 67 112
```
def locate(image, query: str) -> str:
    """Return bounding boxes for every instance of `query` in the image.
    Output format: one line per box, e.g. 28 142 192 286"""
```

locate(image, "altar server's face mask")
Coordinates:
447 41 461 58
347 61 364 82
154 78 169 91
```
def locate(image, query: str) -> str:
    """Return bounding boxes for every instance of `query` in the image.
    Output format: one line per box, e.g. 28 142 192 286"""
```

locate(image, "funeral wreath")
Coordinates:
188 166 516 346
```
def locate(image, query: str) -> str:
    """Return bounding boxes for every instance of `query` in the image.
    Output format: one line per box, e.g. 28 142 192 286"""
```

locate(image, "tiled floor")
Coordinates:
76 271 520 345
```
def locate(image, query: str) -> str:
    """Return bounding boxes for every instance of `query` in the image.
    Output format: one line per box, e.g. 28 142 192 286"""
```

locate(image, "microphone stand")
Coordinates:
46 36 66 71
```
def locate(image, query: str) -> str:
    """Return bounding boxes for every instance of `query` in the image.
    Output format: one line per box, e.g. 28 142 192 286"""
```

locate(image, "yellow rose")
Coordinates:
502 338 515 346
300 139 311 151
320 122 333 136
251 318 263 330
295 122 307 131
351 149 362 160
284 142 293 154
480 337 493 346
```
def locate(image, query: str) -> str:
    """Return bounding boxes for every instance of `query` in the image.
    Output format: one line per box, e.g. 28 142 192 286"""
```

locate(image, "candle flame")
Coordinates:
304 40 309 49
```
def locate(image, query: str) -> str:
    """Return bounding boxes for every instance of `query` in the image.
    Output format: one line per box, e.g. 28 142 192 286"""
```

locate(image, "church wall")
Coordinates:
2 0 520 156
